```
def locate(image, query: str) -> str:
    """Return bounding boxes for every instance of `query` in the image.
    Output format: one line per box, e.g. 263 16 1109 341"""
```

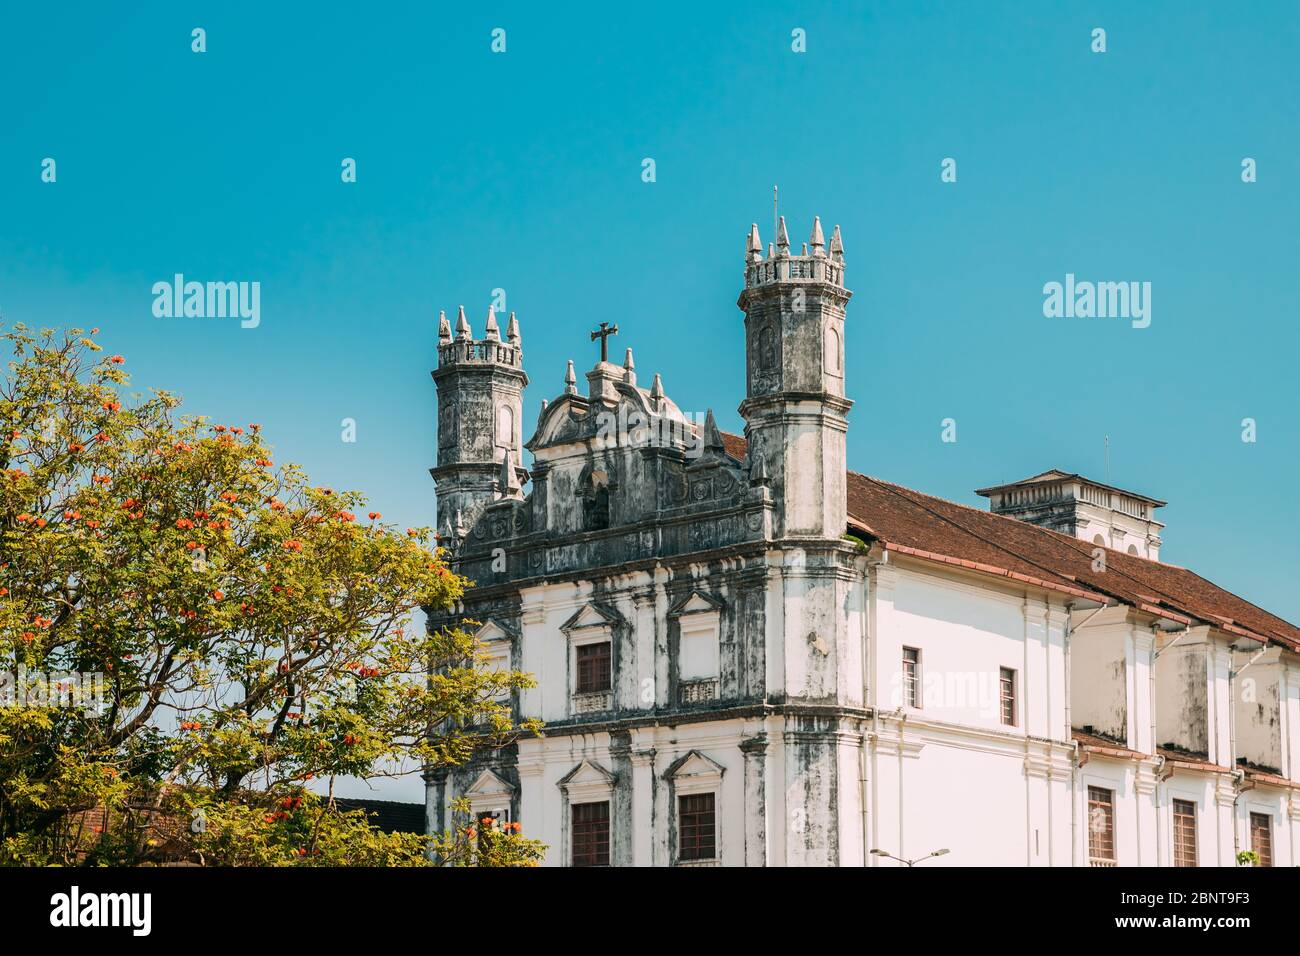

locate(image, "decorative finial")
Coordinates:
498 446 518 495
455 305 471 340
828 224 844 262
564 360 577 395
484 305 500 341
749 452 769 486
437 310 451 343
775 215 790 255
623 347 636 385
506 311 520 345
703 409 724 452
747 223 762 262
809 216 825 255
649 372 664 406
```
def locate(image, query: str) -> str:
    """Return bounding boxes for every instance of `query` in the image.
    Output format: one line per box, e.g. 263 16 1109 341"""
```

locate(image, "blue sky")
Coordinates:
2 0 1298 758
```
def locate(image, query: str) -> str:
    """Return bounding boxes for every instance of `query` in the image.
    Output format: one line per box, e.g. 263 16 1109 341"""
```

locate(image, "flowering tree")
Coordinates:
0 324 542 865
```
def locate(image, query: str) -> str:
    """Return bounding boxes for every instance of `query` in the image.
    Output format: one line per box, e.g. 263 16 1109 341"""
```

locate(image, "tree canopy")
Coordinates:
0 324 541 865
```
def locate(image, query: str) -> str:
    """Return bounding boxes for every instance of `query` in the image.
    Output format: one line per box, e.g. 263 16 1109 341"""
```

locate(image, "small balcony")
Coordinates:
679 678 720 705
571 691 612 716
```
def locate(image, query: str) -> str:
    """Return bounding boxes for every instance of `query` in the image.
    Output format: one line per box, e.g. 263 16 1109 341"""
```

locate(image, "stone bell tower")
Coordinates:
430 305 529 542
737 216 852 539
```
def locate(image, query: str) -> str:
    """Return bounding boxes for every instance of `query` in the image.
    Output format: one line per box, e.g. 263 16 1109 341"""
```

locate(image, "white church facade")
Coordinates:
425 216 1300 867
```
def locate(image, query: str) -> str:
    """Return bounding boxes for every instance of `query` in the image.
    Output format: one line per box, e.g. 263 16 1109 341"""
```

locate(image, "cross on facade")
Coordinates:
590 321 619 363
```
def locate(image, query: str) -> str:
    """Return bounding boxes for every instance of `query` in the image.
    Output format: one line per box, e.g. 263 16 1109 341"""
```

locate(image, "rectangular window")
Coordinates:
571 801 610 867
575 642 611 694
678 793 716 862
1250 812 1272 868
679 618 720 680
1088 786 1115 862
902 647 921 709
1172 799 1197 867
999 667 1017 726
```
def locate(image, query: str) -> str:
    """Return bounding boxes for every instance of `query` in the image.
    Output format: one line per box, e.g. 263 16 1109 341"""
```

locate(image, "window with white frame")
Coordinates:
999 667 1017 726
902 647 921 709
561 605 620 714
1250 812 1273 867
680 614 719 680
463 768 517 837
1172 799 1197 867
558 759 617 867
670 592 723 704
664 750 724 865
1088 786 1115 863
473 621 516 707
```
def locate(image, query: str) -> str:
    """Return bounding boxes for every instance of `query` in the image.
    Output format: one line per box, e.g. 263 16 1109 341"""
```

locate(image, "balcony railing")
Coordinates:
1089 858 1117 868
571 691 612 715
679 678 719 704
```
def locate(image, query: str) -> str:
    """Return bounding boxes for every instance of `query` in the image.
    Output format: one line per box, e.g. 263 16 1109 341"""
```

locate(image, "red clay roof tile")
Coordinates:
719 432 1300 651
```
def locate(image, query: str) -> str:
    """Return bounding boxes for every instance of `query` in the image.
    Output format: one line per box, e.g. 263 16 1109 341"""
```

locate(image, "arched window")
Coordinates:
496 404 514 447
826 326 841 372
581 467 610 531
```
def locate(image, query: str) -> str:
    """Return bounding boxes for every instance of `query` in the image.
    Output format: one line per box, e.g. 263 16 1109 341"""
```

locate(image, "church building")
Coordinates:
424 216 1300 867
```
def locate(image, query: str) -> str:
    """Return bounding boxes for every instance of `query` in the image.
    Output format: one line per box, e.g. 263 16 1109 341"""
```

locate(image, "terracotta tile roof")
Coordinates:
718 432 1300 651
334 797 427 834
1157 747 1229 773
720 431 748 462
1072 729 1147 760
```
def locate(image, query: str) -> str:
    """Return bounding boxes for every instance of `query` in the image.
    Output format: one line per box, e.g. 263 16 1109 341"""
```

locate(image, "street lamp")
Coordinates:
870 847 949 867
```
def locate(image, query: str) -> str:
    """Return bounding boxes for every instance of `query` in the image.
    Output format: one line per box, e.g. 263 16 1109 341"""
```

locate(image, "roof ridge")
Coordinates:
852 471 1219 621
851 473 1094 594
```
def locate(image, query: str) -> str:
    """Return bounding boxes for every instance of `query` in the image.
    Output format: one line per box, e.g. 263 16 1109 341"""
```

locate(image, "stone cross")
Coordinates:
590 321 619 363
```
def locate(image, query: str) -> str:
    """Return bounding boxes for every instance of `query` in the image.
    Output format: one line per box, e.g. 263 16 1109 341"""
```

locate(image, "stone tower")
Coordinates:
737 216 852 539
430 305 528 541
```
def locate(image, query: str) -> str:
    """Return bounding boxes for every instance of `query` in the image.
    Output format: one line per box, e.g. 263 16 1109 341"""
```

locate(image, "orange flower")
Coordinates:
109 355 124 364
175 518 194 529
368 511 381 520
211 589 224 601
